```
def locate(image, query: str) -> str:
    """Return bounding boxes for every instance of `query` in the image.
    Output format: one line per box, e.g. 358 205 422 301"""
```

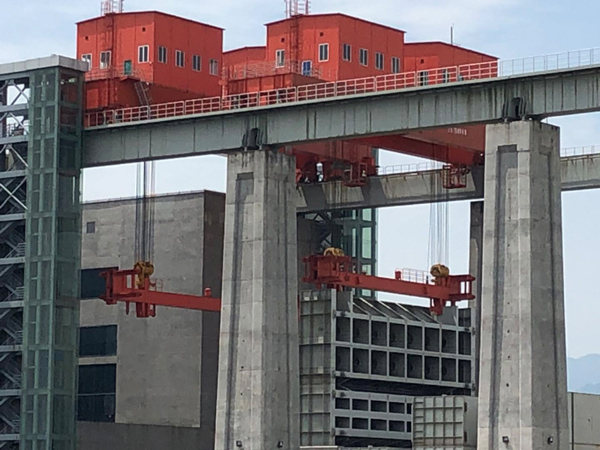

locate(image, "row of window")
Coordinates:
275 43 401 73
81 46 219 75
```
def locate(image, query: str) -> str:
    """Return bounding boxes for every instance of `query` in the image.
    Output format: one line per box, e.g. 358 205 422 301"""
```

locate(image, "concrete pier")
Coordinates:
215 149 300 450
469 201 484 396
477 121 569 450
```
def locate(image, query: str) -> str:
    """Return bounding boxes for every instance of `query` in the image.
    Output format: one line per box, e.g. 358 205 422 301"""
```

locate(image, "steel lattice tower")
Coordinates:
0 74 29 449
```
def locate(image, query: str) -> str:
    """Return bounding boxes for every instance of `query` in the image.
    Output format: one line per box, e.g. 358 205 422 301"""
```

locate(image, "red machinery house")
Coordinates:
223 13 498 184
77 11 223 111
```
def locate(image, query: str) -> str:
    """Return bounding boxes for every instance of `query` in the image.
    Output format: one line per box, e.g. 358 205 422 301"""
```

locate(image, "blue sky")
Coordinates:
2 0 600 358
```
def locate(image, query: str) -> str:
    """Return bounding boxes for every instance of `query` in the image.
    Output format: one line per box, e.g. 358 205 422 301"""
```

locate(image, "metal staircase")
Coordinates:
0 77 28 449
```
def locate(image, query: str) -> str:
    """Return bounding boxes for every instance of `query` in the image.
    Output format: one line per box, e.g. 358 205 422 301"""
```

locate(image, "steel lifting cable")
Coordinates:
135 161 156 264
427 151 450 269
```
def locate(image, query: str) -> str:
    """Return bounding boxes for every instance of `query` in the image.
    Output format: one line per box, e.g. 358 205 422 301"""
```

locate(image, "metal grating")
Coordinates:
300 289 475 448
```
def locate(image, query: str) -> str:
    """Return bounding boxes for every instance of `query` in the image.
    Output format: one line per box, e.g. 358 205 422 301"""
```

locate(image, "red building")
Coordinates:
222 11 497 182
77 10 223 111
79 6 498 181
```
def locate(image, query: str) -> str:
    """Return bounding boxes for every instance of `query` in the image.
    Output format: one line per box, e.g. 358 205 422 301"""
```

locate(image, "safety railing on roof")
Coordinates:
85 47 600 128
85 66 150 82
224 60 335 80
561 145 600 157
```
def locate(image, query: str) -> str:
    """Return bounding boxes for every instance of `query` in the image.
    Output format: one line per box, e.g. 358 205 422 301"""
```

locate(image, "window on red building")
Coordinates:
375 52 384 70
100 51 111 69
418 70 429 86
138 46 149 63
391 57 400 74
209 59 219 76
176 50 185 68
158 46 167 64
193 55 202 72
81 54 92 69
342 44 352 62
359 48 368 66
276 49 285 68
319 44 329 62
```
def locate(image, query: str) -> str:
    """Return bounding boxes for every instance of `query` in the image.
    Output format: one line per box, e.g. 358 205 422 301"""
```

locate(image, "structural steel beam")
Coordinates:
84 65 600 167
296 154 600 212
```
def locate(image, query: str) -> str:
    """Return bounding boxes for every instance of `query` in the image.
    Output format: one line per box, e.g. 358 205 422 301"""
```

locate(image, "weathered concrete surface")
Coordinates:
478 121 569 450
80 192 224 435
215 150 300 450
469 201 484 397
77 422 212 450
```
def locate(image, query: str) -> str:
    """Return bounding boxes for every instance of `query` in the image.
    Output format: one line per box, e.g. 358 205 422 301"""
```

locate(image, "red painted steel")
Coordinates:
100 267 221 318
303 253 474 315
78 11 224 110
353 134 484 166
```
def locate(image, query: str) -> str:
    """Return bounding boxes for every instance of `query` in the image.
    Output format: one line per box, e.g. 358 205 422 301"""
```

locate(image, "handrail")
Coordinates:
85 47 600 128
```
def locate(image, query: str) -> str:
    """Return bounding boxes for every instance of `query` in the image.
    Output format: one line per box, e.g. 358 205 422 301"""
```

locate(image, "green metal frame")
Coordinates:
20 66 83 450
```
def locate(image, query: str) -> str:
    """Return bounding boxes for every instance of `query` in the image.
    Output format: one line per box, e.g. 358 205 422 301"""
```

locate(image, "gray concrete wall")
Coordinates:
77 422 213 450
79 191 224 433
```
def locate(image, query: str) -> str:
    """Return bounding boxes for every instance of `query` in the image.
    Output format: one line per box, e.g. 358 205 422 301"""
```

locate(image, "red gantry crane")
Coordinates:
99 262 220 318
303 248 474 315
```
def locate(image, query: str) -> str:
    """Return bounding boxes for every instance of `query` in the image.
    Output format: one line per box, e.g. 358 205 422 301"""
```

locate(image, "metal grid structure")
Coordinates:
20 63 84 450
412 396 478 450
0 59 86 450
299 289 474 448
0 72 29 449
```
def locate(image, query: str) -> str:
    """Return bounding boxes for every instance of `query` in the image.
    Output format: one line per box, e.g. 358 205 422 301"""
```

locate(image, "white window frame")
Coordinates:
391 56 400 74
138 45 149 63
81 54 92 69
192 55 202 72
176 50 185 68
359 48 368 66
158 46 167 64
375 52 384 70
276 49 285 68
342 44 351 62
209 59 219 76
100 51 111 69
302 60 313 76
319 43 329 62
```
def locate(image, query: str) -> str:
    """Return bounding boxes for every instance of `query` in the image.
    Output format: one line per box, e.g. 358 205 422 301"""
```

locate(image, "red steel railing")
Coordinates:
84 46 600 128
85 61 499 127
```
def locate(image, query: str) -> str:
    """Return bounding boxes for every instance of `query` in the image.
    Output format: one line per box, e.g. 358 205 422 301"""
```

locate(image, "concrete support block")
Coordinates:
215 150 299 450
469 200 484 396
477 121 569 450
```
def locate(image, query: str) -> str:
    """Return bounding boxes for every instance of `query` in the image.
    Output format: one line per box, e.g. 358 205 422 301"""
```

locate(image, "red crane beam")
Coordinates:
303 254 474 315
100 267 221 318
352 134 484 166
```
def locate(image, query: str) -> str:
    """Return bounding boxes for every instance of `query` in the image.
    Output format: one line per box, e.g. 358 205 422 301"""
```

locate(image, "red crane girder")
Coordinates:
100 267 221 318
303 254 474 315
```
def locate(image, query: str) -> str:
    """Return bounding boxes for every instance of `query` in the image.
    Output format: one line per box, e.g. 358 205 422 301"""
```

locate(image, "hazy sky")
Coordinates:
2 0 600 358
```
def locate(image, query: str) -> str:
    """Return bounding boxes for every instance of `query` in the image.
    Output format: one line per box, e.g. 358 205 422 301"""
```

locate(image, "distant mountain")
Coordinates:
568 354 600 393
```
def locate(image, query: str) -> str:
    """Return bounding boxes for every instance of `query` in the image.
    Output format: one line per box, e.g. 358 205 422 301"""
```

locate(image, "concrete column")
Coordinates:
215 149 300 450
469 200 483 396
477 121 569 450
